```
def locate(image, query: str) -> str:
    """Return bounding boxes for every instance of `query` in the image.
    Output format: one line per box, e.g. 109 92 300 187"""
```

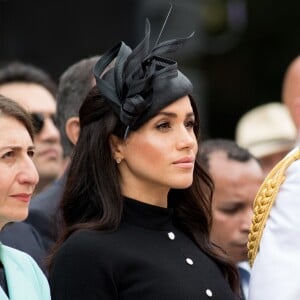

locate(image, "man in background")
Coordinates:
282 55 300 141
199 139 264 300
247 56 300 299
0 62 63 193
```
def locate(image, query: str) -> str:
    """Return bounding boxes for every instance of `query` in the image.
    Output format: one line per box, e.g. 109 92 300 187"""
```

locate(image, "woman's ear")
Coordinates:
109 134 124 162
65 117 80 146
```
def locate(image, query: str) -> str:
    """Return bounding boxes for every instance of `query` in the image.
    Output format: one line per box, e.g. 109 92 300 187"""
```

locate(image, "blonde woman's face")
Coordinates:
0 115 39 229
112 96 198 205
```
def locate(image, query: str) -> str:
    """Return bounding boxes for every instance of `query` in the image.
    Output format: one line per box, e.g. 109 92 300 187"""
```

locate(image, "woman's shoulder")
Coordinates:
51 229 124 275
0 244 51 300
65 228 119 244
1 243 46 277
56 229 123 259
1 243 38 266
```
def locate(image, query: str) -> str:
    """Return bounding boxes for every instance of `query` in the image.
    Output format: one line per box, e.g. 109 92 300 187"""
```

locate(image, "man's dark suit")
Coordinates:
0 176 65 275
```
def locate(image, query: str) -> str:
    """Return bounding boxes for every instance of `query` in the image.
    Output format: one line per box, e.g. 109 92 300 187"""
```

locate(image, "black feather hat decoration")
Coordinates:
93 6 194 138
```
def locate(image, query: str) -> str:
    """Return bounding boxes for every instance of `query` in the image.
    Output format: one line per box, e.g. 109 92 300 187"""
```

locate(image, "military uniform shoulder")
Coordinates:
248 146 300 266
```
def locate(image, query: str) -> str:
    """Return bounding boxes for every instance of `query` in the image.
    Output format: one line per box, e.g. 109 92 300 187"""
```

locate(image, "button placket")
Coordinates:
166 231 195 267
164 230 214 297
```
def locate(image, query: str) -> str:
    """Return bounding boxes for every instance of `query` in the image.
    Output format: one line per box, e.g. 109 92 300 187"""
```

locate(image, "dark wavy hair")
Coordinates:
49 86 239 294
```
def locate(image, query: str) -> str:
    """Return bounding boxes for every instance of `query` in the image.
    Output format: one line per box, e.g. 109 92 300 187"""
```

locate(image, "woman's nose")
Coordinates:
176 127 197 150
17 157 39 186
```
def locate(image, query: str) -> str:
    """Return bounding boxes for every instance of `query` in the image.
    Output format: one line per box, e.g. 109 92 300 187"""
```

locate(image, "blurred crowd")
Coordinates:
0 9 299 300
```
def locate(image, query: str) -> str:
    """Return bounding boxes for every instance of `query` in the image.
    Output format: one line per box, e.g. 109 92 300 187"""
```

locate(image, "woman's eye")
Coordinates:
156 122 171 131
1 151 15 159
185 120 196 128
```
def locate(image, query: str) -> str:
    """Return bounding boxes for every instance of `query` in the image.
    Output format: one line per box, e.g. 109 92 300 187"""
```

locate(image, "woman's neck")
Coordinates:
121 185 169 208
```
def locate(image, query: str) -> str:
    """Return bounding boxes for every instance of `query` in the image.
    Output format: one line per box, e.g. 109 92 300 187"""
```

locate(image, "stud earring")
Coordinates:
116 158 122 164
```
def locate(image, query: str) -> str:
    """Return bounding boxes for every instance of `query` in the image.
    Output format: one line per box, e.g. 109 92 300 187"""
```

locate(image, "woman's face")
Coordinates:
0 115 39 229
112 96 198 203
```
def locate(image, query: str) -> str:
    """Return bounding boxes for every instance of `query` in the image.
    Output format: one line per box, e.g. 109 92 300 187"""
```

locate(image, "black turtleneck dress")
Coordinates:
49 198 236 299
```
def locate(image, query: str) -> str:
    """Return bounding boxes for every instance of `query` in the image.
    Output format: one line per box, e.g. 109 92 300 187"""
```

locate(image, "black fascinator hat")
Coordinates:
93 7 194 138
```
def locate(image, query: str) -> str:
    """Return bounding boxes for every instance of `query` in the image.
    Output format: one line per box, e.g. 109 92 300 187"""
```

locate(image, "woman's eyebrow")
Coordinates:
0 145 35 152
156 111 195 118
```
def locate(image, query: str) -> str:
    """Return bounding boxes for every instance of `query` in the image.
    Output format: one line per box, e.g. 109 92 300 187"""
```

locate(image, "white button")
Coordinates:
168 232 175 240
185 258 194 265
206 289 213 297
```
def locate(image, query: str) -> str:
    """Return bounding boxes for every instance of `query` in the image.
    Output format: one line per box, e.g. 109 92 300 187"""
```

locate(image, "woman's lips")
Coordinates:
10 193 32 203
172 157 195 169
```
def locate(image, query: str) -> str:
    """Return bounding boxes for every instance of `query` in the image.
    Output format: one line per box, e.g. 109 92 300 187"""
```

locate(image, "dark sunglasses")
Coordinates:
30 113 57 134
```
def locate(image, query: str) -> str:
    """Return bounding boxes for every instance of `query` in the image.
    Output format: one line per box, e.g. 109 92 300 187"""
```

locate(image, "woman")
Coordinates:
49 19 239 299
0 95 51 299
